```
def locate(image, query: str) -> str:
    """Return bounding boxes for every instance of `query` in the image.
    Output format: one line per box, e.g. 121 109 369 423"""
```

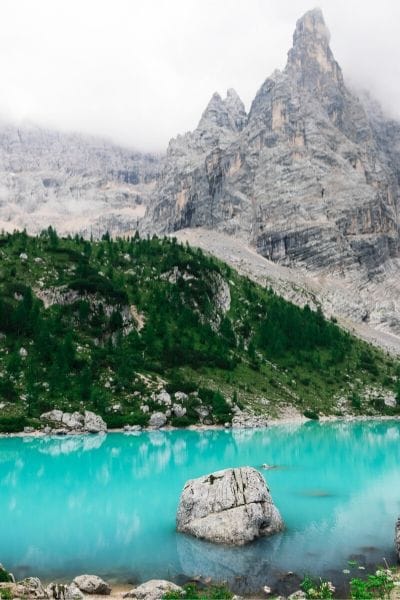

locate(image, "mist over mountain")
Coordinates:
1 7 400 346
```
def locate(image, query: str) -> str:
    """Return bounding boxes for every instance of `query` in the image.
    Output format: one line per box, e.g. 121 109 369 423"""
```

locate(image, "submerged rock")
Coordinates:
123 580 183 600
176 467 284 545
73 574 111 595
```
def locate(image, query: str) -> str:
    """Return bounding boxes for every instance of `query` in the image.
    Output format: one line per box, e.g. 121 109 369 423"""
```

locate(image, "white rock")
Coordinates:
124 425 142 432
174 392 188 402
149 412 167 428
176 467 284 545
195 407 209 420
19 252 28 261
84 411 107 433
16 577 47 598
62 412 84 430
40 409 63 423
19 347 28 357
123 580 183 600
172 404 186 418
155 390 172 406
73 575 111 595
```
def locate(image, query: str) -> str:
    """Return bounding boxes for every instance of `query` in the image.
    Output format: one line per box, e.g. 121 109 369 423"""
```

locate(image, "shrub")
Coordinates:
0 415 27 433
163 583 233 599
301 575 335 599
350 569 395 599
103 412 149 428
304 410 319 420
171 415 197 428
0 567 12 583
198 388 232 424
351 393 362 410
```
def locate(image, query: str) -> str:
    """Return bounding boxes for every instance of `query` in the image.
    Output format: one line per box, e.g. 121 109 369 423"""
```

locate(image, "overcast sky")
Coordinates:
0 0 399 151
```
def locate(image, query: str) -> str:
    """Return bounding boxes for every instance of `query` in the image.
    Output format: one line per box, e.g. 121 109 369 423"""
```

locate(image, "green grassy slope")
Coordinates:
0 228 399 431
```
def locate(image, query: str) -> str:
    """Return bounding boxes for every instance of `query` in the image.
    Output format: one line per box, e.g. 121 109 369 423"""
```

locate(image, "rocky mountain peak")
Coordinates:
197 89 247 133
286 7 343 89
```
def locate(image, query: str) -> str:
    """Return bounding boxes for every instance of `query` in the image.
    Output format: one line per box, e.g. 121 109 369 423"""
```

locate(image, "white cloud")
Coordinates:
0 0 398 151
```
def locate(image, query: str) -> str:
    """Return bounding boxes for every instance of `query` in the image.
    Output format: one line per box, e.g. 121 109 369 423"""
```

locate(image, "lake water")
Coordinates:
1 421 399 595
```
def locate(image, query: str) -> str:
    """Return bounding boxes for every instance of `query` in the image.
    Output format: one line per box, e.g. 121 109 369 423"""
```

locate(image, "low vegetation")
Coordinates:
0 229 399 431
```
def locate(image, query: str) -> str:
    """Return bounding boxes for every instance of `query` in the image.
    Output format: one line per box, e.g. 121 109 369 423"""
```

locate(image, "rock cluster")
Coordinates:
176 467 284 545
40 410 107 433
0 124 160 237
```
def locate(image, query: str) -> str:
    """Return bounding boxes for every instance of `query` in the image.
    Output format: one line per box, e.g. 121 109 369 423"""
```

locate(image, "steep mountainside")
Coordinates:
143 9 400 338
0 230 399 432
0 123 160 236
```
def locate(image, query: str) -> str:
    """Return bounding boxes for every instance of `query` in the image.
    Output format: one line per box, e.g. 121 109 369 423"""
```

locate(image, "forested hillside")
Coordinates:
0 229 398 432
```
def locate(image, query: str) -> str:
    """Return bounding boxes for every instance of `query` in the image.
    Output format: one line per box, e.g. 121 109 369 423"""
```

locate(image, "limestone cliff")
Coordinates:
143 9 400 336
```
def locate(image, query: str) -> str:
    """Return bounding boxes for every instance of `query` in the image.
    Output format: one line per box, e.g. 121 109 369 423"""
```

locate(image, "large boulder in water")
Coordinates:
176 466 284 545
396 517 400 562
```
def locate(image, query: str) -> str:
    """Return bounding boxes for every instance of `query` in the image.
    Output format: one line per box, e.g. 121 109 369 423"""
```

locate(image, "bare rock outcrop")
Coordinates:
176 467 284 545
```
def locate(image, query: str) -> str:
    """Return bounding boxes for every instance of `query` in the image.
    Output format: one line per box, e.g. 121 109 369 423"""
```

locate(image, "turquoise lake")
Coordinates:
1 420 399 594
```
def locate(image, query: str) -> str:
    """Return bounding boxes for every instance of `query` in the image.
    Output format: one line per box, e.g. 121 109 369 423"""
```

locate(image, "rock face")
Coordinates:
143 9 400 338
176 467 284 545
0 124 160 237
73 575 111 595
396 517 400 562
123 580 183 600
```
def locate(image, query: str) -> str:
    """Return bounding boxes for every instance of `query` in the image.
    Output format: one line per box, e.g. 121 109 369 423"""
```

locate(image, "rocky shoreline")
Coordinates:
0 413 399 439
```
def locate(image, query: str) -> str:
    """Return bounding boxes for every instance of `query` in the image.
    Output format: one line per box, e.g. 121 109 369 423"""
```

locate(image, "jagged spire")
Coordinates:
285 8 343 88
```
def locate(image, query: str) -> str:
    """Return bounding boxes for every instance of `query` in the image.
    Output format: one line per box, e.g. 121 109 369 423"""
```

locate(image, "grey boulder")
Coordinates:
176 467 284 545
123 580 183 600
16 577 47 598
84 411 107 433
149 412 167 428
73 575 111 595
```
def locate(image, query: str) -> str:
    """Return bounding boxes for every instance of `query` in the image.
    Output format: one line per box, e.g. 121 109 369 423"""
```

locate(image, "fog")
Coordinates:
0 0 398 151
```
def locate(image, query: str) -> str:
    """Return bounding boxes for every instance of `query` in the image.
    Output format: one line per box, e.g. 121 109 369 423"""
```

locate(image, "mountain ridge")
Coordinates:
142 8 400 339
